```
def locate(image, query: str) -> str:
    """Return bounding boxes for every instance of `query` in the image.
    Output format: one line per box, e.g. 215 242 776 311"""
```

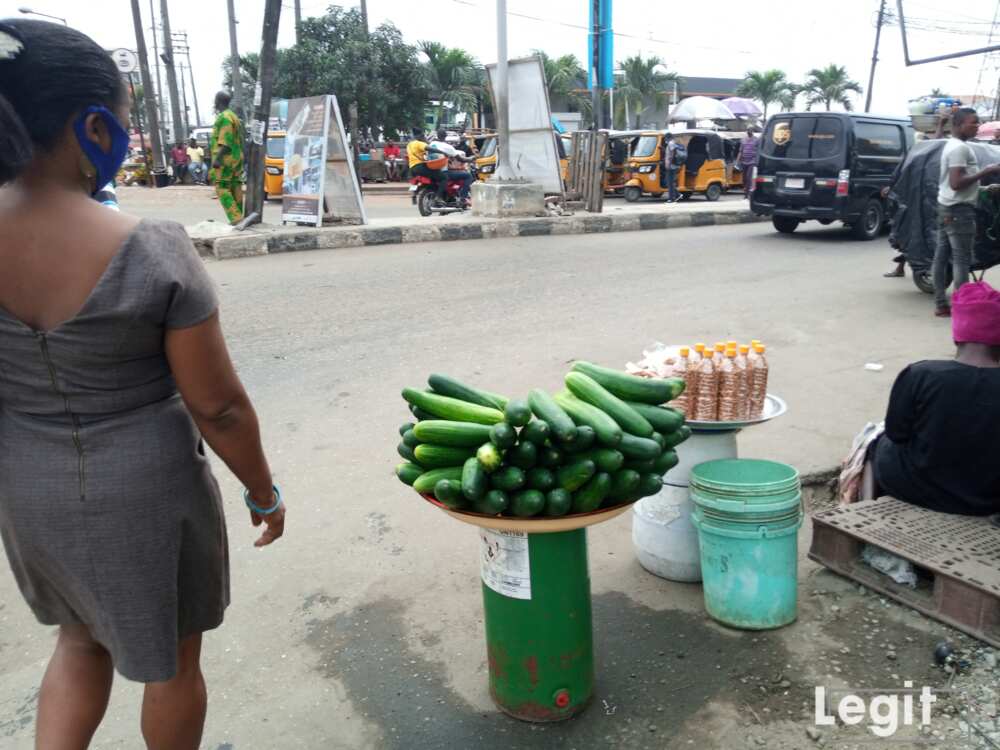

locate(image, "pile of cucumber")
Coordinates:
395 363 692 518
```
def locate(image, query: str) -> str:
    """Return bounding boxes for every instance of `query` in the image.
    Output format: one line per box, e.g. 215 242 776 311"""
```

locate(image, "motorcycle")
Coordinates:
410 173 470 217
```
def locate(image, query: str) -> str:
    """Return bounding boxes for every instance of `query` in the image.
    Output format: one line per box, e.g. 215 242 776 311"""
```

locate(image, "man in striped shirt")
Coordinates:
738 126 760 198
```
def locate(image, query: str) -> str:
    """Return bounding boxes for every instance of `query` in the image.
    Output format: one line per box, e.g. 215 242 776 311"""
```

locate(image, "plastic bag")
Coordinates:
861 544 917 589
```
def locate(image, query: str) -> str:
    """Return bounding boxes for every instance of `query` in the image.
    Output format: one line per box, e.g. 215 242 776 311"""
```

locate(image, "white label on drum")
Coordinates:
480 529 531 600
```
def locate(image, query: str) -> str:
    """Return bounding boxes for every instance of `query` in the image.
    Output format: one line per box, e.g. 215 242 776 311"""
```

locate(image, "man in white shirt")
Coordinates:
934 108 1000 317
429 128 475 205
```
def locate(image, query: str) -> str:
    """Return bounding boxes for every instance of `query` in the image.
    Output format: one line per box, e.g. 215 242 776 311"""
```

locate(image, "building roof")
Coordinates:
678 76 744 98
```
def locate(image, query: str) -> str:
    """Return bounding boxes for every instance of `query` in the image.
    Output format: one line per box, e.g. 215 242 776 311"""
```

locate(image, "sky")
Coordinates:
1 0 998 130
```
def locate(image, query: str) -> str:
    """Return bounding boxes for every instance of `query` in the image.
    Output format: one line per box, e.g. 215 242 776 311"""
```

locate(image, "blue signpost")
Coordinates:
587 0 613 129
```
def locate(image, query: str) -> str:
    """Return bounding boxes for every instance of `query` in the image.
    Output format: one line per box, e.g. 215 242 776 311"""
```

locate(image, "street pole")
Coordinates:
178 61 190 137
494 0 515 179
590 0 602 130
130 0 165 181
128 74 149 181
294 0 302 43
242 0 282 228
147 0 166 163
160 0 183 141
360 0 368 33
226 0 243 116
865 0 886 112
185 44 200 127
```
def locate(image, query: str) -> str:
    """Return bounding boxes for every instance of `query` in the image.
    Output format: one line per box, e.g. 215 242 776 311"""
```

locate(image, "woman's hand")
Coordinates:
251 500 286 548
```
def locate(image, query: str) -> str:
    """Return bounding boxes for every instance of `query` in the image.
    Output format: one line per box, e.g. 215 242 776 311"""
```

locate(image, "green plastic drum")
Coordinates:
480 528 594 721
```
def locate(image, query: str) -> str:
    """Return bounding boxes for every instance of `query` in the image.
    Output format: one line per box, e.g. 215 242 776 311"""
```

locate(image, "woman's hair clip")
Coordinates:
0 29 24 62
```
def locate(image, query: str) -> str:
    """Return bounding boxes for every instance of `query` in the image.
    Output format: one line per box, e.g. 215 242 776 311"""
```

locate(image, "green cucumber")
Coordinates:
556 459 597 492
402 428 420 448
402 388 505 425
510 489 546 517
399 421 415 436
662 425 693 449
396 462 423 486
526 467 556 491
397 442 417 462
476 442 504 473
638 473 664 498
626 402 685 434
650 432 666 450
462 457 487 501
427 373 508 410
572 472 612 513
503 398 532 427
616 433 662 461
508 441 538 469
521 419 551 446
624 457 656 473
564 371 654 438
653 449 679 476
572 361 684 404
561 425 596 453
609 469 641 500
410 405 435 421
491 466 526 492
575 448 625 473
413 420 493 447
413 467 465 495
544 488 572 516
528 389 578 443
489 422 517 449
553 391 622 447
414 443 476 468
434 479 466 509
473 489 508 515
537 446 564 467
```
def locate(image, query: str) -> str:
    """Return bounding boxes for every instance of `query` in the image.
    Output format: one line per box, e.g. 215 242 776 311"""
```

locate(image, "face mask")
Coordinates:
73 106 130 196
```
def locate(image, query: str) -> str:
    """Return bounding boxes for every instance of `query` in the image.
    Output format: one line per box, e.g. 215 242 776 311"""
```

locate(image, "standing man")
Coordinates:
738 126 759 199
210 91 245 225
170 142 190 185
933 108 1000 317
662 133 681 203
187 138 207 185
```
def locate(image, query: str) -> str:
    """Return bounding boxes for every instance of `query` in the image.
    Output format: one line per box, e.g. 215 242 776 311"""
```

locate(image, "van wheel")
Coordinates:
705 183 722 202
850 198 885 241
624 186 642 203
773 216 800 234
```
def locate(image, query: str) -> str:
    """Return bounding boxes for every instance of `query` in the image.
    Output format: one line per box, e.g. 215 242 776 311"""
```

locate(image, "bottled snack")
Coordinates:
693 342 706 363
712 342 726 367
749 344 769 419
717 349 740 421
734 345 751 420
693 349 719 421
669 347 691 416
685 346 701 419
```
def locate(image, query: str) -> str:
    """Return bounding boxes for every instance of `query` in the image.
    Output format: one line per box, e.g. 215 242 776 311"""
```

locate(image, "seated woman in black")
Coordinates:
871 281 1000 515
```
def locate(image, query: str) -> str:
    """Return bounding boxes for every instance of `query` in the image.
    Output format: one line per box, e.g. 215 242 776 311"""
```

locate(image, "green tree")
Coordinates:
802 64 863 111
221 52 259 121
615 55 678 129
778 84 800 113
535 50 588 112
419 41 480 128
737 69 791 121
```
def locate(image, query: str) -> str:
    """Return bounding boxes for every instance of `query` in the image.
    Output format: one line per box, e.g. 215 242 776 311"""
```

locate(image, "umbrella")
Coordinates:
722 97 762 118
977 121 1000 141
668 96 736 122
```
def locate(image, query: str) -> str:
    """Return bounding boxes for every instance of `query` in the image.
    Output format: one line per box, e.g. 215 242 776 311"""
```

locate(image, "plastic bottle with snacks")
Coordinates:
669 347 691 416
693 342 706 363
685 346 701 419
717 349 740 421
734 345 751 420
694 348 719 421
712 342 726 367
749 343 769 419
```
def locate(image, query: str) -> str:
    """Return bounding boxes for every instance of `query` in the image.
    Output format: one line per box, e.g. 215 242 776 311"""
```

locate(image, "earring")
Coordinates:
79 155 96 187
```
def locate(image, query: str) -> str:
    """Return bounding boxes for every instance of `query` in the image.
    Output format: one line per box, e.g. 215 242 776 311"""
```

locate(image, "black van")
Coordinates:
750 112 915 240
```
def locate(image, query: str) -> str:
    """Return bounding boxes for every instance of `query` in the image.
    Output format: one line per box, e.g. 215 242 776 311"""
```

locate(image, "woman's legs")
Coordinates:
35 625 114 750
141 633 207 750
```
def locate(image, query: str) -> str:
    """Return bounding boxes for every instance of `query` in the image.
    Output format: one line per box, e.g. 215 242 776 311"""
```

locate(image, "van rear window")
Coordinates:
763 117 843 160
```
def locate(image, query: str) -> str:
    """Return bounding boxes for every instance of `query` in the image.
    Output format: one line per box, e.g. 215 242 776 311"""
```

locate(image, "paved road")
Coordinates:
0 222 954 749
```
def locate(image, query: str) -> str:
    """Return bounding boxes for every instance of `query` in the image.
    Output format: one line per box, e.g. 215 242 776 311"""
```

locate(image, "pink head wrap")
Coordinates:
953 281 1000 346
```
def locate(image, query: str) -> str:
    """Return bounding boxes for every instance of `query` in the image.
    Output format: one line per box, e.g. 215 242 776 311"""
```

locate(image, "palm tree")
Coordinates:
778 84 800 113
419 41 480 128
615 55 678 129
534 50 589 115
802 64 863 111
737 69 791 121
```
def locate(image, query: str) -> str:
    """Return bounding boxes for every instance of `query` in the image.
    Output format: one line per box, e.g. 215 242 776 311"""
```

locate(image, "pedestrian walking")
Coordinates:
738 126 759 199
171 141 190 184
933 108 1000 317
209 90 245 224
661 133 682 203
186 137 207 184
0 19 284 749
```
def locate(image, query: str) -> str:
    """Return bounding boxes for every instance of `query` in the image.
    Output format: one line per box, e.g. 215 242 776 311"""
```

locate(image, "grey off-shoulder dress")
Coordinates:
0 219 229 683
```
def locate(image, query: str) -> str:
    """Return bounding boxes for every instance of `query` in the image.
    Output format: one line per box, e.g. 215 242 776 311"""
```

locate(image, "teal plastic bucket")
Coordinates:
689 459 803 630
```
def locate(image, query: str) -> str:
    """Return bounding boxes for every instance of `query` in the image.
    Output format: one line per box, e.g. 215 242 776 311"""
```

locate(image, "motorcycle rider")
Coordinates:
407 127 447 203
429 128 476 206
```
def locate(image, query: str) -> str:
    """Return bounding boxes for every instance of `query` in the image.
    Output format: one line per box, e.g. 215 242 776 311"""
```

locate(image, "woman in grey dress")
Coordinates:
0 20 286 749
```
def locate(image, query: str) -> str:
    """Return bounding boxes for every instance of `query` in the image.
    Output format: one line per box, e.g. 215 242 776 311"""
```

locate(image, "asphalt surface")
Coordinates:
0 221 957 749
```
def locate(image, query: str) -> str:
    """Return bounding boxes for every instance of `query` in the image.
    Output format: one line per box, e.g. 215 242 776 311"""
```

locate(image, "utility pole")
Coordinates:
242 0 283 227
494 0 515 179
360 0 368 32
590 0 602 130
294 0 302 44
178 61 190 137
226 0 243 116
173 31 201 127
159 0 184 141
130 0 165 180
147 0 166 162
865 0 886 112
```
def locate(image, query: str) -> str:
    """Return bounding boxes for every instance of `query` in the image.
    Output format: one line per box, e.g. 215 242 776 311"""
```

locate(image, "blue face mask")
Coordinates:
72 106 130 196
